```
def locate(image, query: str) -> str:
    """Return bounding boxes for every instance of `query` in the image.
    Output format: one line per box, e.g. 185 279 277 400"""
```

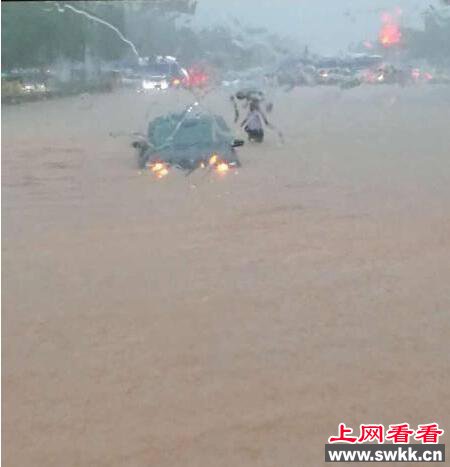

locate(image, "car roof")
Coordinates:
147 112 234 163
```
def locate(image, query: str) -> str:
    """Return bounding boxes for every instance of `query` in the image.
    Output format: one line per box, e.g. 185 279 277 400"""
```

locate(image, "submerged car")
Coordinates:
132 104 244 177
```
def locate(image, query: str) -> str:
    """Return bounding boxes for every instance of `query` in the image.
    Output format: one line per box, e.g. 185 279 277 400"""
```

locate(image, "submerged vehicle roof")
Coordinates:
147 110 237 166
148 111 233 147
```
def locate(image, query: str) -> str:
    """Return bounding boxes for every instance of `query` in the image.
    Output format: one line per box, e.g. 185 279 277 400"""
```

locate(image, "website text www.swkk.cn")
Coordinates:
325 445 445 462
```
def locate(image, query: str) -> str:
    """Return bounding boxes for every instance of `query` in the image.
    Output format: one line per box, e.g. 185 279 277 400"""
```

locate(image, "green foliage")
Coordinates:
1 1 126 69
404 7 450 65
2 0 286 71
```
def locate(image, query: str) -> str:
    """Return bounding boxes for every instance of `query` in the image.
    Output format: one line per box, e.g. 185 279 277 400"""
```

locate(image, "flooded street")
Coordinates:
3 87 450 466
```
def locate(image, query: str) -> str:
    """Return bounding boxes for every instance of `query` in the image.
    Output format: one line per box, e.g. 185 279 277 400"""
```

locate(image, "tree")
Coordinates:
2 1 129 69
403 5 450 65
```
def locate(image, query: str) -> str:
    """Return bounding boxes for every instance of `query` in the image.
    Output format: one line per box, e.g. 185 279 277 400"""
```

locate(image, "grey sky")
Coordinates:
195 0 437 53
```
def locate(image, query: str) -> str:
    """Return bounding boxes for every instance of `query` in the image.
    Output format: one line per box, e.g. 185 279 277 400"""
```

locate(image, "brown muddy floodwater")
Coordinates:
3 86 450 466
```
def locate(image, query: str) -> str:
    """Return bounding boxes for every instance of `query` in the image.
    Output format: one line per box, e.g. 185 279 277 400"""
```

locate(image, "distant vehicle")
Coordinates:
221 67 269 90
132 103 244 176
21 79 47 93
363 64 407 85
183 64 209 89
316 67 353 85
275 53 383 89
138 56 188 91
2 70 47 99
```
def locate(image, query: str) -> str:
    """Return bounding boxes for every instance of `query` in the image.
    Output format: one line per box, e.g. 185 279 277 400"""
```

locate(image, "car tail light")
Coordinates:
215 162 229 174
147 160 170 179
206 154 233 175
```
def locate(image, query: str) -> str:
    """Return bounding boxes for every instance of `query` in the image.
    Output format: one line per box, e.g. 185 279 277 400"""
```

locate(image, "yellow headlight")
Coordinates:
209 154 219 166
216 162 229 174
149 162 169 178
